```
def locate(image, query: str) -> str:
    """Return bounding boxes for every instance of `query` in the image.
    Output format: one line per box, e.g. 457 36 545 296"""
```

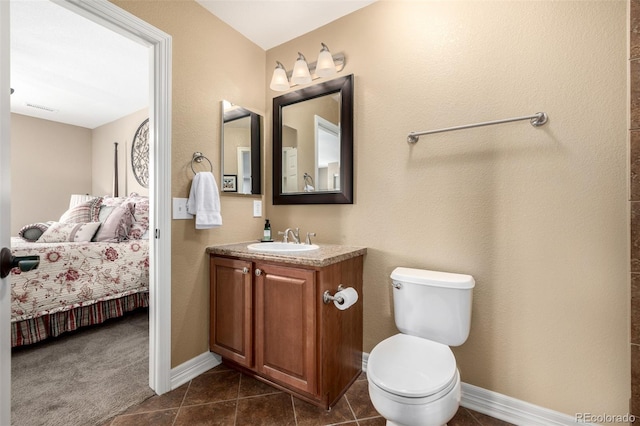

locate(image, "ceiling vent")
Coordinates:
25 103 57 113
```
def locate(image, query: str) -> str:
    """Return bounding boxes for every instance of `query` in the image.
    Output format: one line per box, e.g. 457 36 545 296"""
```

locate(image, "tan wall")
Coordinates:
630 0 639 416
266 1 628 418
112 0 628 417
111 0 266 367
10 109 151 236
222 124 250 176
92 108 149 197
10 113 92 234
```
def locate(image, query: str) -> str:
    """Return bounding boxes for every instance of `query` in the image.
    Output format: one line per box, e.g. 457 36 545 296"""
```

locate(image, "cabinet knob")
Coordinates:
242 267 249 274
255 268 262 276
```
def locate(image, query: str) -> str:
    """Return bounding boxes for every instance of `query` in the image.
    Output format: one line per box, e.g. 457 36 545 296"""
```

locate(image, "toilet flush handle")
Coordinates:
392 281 402 290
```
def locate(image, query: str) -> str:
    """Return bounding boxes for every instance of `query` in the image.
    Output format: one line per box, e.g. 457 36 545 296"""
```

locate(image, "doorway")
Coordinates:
1 3 172 422
48 0 172 395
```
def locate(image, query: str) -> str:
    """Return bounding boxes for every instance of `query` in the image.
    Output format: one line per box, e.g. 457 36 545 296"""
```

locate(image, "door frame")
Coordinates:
1 2 172 416
52 0 174 395
1 1 12 424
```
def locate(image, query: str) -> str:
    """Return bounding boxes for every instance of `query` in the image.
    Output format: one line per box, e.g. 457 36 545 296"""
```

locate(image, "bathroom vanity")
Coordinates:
207 242 366 409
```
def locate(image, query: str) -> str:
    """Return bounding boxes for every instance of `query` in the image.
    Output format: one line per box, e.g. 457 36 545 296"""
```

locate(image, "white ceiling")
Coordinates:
195 0 376 50
10 0 374 129
10 0 149 129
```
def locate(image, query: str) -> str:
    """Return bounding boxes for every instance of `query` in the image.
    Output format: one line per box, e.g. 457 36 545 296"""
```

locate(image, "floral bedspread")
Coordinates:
10 237 149 322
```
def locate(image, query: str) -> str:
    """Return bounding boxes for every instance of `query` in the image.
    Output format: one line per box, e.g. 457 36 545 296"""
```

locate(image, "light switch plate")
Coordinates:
173 198 194 219
253 200 262 217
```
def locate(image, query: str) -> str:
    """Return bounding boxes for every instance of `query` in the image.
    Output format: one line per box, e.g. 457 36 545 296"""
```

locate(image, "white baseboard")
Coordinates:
460 382 591 425
362 352 589 426
169 351 221 390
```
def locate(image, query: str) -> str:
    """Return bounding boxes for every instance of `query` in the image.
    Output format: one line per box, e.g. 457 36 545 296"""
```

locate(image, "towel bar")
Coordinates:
191 152 213 174
407 112 548 143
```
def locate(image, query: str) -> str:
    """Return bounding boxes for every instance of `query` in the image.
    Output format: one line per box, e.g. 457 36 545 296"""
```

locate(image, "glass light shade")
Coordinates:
291 53 312 85
269 63 290 91
315 45 336 78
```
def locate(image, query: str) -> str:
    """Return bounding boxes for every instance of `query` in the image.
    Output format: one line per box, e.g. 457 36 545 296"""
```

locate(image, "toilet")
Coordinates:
367 267 475 426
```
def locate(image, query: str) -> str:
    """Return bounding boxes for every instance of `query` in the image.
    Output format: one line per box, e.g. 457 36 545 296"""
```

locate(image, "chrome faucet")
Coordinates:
286 228 300 244
279 228 300 243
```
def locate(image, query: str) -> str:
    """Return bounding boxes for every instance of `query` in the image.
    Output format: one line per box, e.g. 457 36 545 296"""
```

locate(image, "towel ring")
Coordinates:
191 152 213 175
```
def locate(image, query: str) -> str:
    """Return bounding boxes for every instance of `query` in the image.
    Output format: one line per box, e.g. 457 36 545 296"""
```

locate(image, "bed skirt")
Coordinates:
11 292 149 348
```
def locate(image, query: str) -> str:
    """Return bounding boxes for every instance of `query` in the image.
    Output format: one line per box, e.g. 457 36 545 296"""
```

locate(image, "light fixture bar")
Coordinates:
286 53 345 86
269 43 346 92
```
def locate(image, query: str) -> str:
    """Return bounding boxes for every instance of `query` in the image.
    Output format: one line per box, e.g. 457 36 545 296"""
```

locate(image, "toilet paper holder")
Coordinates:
323 284 346 305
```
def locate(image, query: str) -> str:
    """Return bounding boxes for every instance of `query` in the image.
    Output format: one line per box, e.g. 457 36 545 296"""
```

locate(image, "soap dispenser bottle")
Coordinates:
263 219 271 241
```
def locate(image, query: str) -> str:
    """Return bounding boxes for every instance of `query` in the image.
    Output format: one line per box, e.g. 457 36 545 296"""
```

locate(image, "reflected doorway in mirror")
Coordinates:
314 115 340 191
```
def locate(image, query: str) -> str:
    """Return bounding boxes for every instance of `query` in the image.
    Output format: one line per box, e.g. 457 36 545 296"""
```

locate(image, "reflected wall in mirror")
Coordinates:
221 100 262 195
273 74 353 204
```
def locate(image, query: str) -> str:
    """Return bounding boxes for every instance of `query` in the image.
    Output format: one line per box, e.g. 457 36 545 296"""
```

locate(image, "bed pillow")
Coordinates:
101 196 127 207
98 205 116 222
60 197 103 223
125 194 149 239
18 221 53 242
93 201 135 242
37 222 101 243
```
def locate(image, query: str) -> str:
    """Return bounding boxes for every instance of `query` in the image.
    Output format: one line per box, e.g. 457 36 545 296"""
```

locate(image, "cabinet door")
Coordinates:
210 257 253 367
254 263 317 395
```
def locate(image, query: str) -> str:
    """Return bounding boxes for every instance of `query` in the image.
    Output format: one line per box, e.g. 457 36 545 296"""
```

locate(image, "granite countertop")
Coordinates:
206 241 367 268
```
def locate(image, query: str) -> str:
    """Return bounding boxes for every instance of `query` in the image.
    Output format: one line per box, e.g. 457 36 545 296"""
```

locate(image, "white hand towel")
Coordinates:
186 172 222 229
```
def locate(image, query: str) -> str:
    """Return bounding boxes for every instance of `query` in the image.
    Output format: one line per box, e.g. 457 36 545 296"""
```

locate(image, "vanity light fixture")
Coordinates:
291 52 312 85
270 62 290 92
316 43 337 78
269 42 345 92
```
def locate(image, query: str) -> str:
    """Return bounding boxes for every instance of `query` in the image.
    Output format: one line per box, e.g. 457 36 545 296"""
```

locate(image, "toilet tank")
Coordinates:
391 267 475 346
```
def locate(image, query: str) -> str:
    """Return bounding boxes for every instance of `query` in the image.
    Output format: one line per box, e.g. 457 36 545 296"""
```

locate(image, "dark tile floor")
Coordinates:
105 364 513 426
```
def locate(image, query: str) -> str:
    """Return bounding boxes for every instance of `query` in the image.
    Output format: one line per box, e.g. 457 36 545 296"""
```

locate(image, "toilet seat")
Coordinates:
368 334 457 400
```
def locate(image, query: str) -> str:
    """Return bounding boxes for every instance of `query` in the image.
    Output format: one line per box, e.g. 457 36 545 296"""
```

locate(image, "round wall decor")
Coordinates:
131 118 149 188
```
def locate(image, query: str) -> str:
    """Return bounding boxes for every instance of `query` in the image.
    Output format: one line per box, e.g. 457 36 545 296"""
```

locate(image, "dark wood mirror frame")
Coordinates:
272 74 354 205
222 104 262 195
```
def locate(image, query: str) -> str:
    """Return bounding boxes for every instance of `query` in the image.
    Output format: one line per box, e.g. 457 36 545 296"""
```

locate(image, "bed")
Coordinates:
10 193 150 347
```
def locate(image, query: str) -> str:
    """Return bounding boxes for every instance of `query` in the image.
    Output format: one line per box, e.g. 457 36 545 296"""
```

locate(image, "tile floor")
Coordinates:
105 364 513 426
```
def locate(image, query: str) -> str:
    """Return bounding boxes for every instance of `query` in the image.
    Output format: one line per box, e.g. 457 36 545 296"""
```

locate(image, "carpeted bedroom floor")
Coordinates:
11 308 154 426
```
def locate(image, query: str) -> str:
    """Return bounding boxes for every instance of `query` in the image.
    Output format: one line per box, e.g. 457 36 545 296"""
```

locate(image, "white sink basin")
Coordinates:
247 242 320 253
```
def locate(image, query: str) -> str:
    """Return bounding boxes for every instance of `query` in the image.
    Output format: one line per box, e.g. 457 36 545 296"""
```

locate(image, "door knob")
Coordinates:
0 247 40 279
255 269 262 276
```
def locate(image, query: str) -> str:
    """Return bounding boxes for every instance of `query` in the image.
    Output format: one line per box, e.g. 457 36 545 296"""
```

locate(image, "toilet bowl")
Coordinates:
367 334 460 426
367 267 474 426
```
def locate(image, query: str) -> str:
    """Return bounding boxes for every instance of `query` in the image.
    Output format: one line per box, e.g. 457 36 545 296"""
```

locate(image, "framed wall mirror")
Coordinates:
273 74 353 204
221 100 262 195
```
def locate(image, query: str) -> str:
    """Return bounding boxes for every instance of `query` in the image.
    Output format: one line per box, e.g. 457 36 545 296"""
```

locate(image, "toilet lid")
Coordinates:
368 334 457 398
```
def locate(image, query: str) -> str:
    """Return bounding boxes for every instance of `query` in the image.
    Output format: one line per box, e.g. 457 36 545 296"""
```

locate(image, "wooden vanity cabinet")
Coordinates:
209 257 253 368
254 263 317 395
209 252 364 409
